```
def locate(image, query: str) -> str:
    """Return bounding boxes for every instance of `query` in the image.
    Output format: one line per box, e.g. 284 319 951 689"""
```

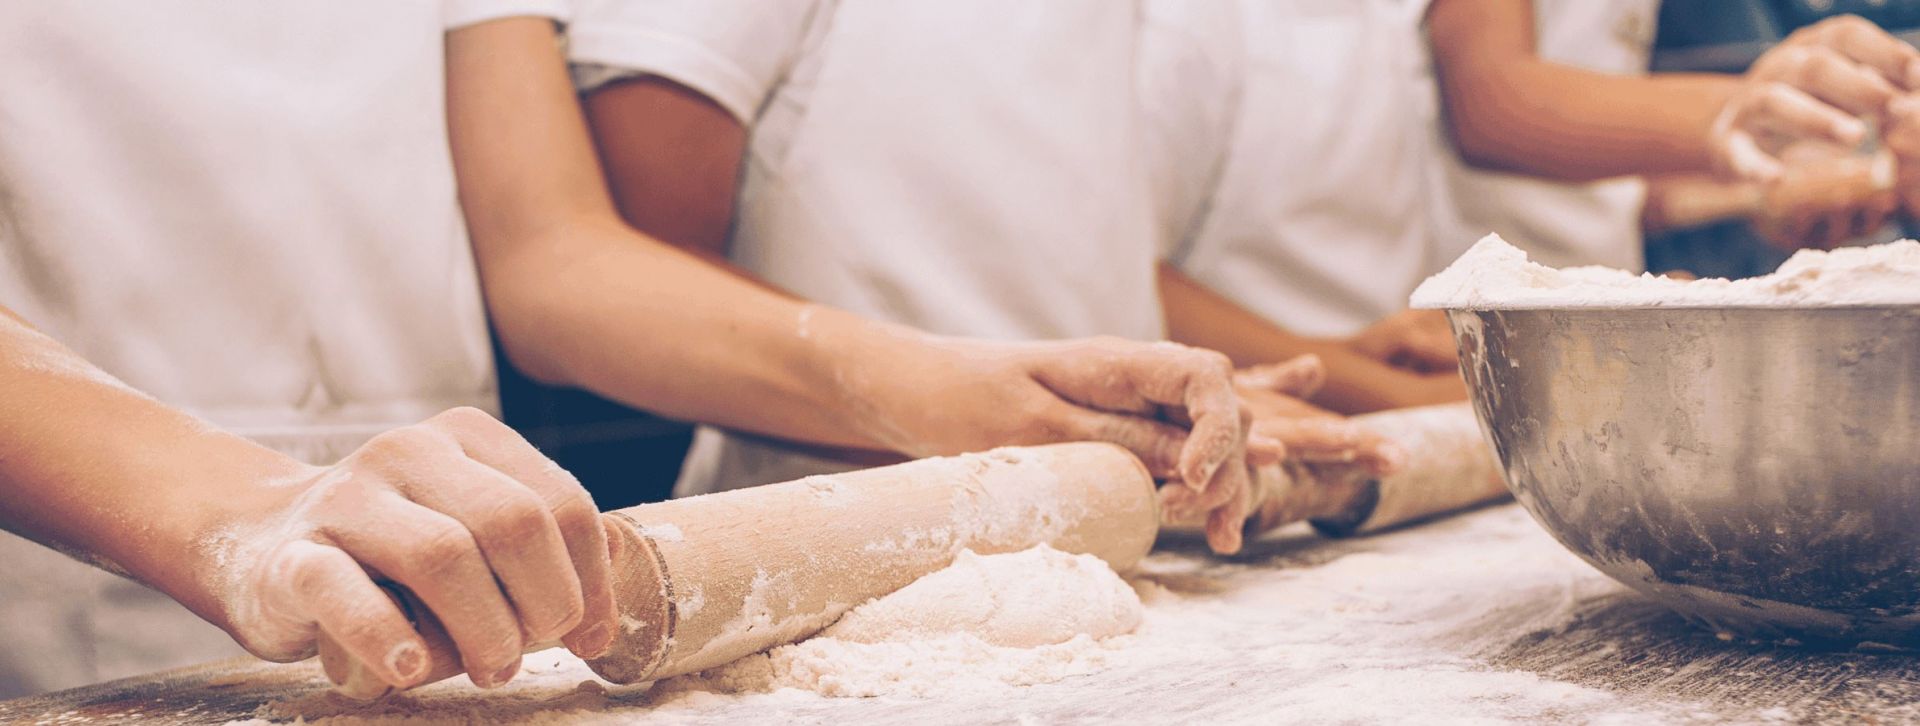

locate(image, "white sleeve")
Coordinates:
443 0 571 29
566 0 826 124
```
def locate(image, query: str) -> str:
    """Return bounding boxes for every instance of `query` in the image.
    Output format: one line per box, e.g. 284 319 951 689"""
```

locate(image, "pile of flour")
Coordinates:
658 545 1142 698
1411 234 1920 309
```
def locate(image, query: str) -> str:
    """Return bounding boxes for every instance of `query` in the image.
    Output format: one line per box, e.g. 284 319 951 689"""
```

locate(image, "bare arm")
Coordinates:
452 20 1265 553
586 76 745 262
0 303 617 690
451 22 873 447
0 309 298 615
1427 0 1734 181
1158 264 1466 415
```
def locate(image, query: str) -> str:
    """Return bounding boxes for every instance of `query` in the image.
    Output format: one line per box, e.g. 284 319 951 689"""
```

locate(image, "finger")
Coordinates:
392 455 584 647
1246 433 1287 467
1253 418 1407 477
1723 129 1786 182
1744 82 1867 146
263 541 427 688
1204 476 1255 555
1029 341 1241 492
1804 48 1901 115
327 494 525 689
1232 355 1326 399
427 408 616 658
1813 16 1920 91
1173 353 1244 492
1058 405 1190 480
1158 450 1244 515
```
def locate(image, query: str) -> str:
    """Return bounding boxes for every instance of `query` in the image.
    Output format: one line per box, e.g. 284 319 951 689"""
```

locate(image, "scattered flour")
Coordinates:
658 546 1140 698
820 547 1140 647
1412 234 1920 309
230 509 1777 724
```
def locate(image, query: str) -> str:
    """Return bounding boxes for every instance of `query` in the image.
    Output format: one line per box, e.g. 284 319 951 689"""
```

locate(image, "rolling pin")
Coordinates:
319 442 1158 698
1173 402 1507 541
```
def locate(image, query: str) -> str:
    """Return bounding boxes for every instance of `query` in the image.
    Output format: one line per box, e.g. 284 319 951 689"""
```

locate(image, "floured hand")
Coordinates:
1713 15 1920 182
824 318 1253 554
196 408 616 692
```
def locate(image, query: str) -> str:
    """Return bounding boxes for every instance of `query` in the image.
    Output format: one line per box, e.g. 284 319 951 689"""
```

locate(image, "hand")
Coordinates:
1347 310 1458 375
1751 139 1898 249
1165 356 1404 546
1232 356 1404 477
829 321 1254 554
1881 94 1920 218
1713 15 1920 182
195 408 616 691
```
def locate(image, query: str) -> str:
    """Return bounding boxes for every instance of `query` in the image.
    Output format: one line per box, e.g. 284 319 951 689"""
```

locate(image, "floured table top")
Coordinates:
5 504 1918 725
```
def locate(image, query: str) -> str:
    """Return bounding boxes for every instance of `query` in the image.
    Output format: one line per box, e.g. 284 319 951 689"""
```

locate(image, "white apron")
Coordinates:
0 0 562 698
572 0 1192 494
1173 0 1444 338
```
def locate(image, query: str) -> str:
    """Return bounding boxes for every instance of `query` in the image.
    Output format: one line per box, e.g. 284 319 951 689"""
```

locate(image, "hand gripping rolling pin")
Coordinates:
320 442 1159 698
1216 402 1509 540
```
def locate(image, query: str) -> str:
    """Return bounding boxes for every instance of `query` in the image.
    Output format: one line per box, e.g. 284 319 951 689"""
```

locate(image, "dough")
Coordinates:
820 545 1142 647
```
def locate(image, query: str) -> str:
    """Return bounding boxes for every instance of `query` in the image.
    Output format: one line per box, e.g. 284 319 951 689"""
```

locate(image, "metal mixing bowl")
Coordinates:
1448 306 1920 646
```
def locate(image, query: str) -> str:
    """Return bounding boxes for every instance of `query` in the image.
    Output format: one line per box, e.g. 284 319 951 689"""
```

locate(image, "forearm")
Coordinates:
1158 264 1457 414
480 215 887 448
1444 65 1735 181
1427 0 1736 181
0 311 302 618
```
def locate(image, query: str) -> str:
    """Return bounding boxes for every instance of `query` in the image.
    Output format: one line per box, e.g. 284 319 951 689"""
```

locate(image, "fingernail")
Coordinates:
575 623 613 658
387 642 426 682
1189 458 1218 491
487 661 521 689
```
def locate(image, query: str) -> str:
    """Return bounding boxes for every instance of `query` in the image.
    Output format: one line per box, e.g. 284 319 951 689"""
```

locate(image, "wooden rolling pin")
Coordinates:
1305 402 1506 537
320 442 1158 697
1181 402 1507 541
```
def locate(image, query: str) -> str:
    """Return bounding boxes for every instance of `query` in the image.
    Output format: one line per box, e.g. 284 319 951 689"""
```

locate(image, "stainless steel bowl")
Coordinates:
1448 306 1920 645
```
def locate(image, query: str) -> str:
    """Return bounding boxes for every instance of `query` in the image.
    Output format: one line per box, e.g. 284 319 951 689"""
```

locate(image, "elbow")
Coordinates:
488 297 577 388
1442 102 1523 174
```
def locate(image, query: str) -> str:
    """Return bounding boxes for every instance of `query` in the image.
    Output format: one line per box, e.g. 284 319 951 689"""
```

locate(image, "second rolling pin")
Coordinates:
1233 402 1508 539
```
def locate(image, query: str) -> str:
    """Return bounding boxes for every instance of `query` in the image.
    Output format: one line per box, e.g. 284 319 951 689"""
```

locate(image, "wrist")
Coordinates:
791 305 931 452
121 435 316 631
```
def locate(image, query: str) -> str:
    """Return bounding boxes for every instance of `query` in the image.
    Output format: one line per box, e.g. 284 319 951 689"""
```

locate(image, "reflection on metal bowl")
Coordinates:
1448 306 1920 645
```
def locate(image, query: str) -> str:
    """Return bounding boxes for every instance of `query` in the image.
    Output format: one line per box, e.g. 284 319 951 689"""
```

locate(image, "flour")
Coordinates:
657 546 1140 698
821 547 1140 647
1412 234 1920 309
232 508 1765 724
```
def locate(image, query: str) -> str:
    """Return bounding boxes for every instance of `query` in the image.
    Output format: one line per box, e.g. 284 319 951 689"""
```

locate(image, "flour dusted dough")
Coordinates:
822 545 1142 647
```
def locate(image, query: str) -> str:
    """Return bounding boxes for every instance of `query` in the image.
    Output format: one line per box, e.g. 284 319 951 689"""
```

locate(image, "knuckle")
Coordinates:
547 493 601 535
360 426 442 461
476 495 553 542
427 406 510 440
408 524 482 579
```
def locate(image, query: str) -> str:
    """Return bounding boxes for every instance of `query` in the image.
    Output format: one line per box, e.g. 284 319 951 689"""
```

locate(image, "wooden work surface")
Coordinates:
5 504 1918 725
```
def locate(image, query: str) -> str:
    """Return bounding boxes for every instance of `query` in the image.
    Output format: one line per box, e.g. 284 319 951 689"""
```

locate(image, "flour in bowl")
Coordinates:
1411 234 1920 309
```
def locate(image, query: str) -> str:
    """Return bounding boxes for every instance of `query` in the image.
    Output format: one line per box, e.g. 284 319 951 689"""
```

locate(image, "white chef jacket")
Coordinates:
1172 0 1444 338
571 0 1207 495
1426 0 1660 271
0 0 565 697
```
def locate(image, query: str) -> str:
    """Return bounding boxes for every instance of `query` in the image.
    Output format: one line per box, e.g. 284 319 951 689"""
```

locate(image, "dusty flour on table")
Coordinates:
656 545 1140 698
233 509 1742 725
1412 234 1920 309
